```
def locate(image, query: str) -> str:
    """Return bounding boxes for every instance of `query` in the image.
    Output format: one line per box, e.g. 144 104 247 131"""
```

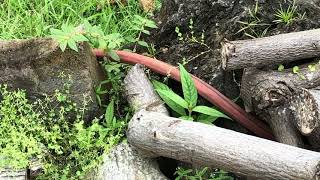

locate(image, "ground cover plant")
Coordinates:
0 77 127 179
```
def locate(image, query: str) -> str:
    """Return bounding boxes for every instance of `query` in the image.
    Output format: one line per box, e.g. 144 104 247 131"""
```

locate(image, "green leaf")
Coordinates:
155 89 187 116
193 106 231 120
179 64 198 108
145 20 158 29
197 114 218 124
59 41 68 52
72 34 88 42
50 28 65 36
107 50 120 61
142 29 150 35
278 64 284 72
293 66 300 74
308 64 316 72
137 41 149 47
179 116 194 121
125 36 137 43
105 100 114 127
67 40 78 52
152 80 171 91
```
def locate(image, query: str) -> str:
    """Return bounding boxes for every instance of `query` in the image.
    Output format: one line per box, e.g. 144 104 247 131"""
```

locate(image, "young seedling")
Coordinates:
274 3 297 25
153 64 230 123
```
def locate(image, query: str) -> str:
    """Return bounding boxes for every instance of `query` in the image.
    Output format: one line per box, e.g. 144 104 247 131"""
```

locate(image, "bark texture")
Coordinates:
0 169 26 180
87 64 168 180
127 110 320 180
265 106 304 147
239 67 320 146
221 29 320 70
86 143 167 180
290 87 320 150
124 64 168 115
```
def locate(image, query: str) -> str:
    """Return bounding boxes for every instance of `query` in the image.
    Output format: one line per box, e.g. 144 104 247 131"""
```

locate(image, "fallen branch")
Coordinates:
92 49 274 140
127 110 320 180
221 29 320 70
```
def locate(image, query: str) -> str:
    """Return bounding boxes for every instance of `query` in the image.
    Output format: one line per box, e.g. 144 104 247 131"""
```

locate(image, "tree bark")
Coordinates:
87 64 168 180
221 29 320 70
124 64 169 115
289 87 320 151
239 67 320 146
127 110 320 180
264 106 304 147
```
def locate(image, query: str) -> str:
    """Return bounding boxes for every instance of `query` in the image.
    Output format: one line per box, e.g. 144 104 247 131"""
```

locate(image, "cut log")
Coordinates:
0 169 26 180
221 29 320 70
239 67 320 147
124 64 169 115
127 110 320 180
87 64 168 179
86 142 168 180
289 87 320 151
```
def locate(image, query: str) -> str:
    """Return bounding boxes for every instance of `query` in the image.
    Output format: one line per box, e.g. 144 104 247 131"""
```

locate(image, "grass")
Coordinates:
274 3 297 25
0 0 147 40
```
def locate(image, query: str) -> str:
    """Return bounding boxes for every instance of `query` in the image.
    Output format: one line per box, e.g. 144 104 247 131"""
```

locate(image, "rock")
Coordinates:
0 38 105 120
86 142 168 180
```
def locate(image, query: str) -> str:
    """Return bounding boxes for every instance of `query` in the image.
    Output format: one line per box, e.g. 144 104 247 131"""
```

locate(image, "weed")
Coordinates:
175 19 213 65
274 2 297 25
175 167 234 180
236 1 270 38
153 64 230 123
129 15 158 52
0 76 127 179
0 0 147 41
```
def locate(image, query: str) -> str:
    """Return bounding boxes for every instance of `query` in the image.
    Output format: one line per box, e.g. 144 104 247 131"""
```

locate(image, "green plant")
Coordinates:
292 66 306 80
153 64 230 123
174 19 213 65
50 21 124 61
127 15 158 52
236 1 270 39
274 2 297 25
278 64 285 72
0 76 127 179
175 167 234 180
0 0 147 40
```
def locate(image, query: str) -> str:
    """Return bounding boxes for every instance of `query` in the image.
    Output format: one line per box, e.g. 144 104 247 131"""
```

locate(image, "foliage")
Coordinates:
274 2 298 25
236 1 270 39
174 19 213 65
50 14 157 60
153 64 230 123
0 0 147 40
128 15 158 52
0 77 127 179
175 167 234 180
50 21 124 61
278 64 285 72
292 66 306 80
